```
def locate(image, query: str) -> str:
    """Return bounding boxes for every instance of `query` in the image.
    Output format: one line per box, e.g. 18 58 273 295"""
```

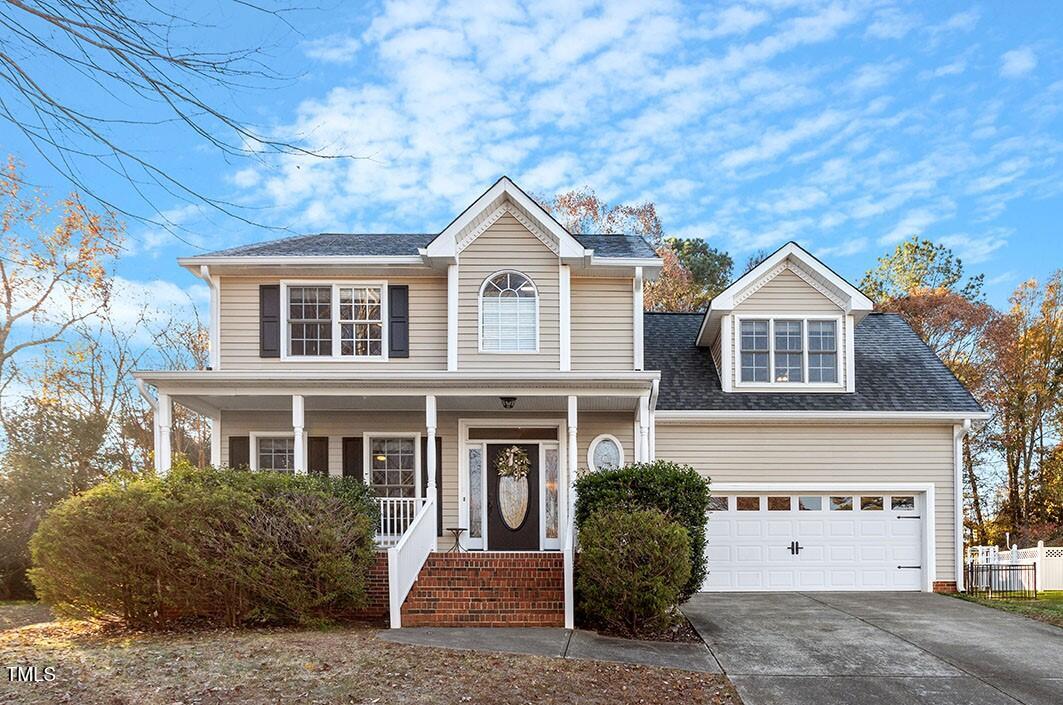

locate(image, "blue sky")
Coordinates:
5 0 1062 313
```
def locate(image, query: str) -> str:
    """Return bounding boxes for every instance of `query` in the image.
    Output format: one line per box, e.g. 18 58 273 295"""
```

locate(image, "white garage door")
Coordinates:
703 492 925 592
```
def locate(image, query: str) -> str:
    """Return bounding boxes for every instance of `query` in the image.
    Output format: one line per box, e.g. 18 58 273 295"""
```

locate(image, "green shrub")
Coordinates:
574 461 709 600
29 461 376 628
576 508 691 635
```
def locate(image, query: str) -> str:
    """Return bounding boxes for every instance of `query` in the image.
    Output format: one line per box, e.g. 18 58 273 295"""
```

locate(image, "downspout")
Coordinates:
196 265 220 370
954 418 973 591
648 378 659 460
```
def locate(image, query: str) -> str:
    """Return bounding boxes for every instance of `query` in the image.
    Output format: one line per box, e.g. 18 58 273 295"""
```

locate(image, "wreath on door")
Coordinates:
495 445 530 480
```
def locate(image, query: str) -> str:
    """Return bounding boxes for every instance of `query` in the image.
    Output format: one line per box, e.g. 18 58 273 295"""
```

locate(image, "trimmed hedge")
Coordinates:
574 461 710 600
577 508 690 635
29 461 376 628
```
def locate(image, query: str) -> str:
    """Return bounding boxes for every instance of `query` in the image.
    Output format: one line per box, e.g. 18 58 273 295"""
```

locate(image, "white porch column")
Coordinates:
638 393 650 462
426 395 438 550
567 395 578 503
156 392 172 475
292 394 306 474
210 413 222 467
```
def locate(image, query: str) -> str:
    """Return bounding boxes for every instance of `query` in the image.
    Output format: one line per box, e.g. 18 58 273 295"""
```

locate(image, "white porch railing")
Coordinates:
562 514 575 630
387 496 436 628
375 497 421 547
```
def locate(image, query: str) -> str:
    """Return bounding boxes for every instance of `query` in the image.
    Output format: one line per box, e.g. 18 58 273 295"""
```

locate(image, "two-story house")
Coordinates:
135 177 985 629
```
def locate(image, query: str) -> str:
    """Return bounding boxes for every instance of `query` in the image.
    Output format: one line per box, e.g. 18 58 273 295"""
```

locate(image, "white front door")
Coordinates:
703 492 925 592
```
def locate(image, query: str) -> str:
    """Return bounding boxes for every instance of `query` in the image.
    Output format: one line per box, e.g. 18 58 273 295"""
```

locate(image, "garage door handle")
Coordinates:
897 516 921 519
897 565 921 569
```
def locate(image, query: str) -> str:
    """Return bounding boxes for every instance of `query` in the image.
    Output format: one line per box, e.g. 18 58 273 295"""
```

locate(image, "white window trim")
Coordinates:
363 432 422 499
248 431 298 472
587 433 625 472
734 313 844 391
477 269 541 354
280 280 389 362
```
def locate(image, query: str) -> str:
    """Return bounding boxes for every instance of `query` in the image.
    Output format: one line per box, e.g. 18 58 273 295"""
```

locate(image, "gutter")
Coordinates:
655 410 991 422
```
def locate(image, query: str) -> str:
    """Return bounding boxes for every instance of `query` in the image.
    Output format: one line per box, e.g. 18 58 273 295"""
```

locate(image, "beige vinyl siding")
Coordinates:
457 214 560 370
220 409 635 548
710 330 722 376
571 277 633 370
218 276 446 370
735 267 842 314
654 422 957 580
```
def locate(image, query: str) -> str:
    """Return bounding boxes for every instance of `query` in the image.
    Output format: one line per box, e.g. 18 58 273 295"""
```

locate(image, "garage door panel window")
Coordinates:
798 496 822 511
737 496 760 511
708 496 729 512
891 495 915 511
767 496 791 511
860 496 884 511
830 495 853 511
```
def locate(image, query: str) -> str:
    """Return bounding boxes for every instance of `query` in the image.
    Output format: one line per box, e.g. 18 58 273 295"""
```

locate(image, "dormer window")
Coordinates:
738 316 839 387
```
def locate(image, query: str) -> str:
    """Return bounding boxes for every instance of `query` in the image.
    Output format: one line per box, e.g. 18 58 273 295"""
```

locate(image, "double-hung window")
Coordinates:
368 436 418 498
285 283 386 359
257 437 295 472
738 317 839 386
739 320 769 382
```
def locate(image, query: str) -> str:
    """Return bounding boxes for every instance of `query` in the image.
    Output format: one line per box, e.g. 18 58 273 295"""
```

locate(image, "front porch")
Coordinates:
135 372 659 627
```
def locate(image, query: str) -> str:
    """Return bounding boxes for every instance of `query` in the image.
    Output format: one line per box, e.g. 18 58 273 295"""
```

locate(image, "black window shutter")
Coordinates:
342 437 363 479
388 285 410 358
260 284 281 358
308 437 329 476
420 436 443 536
229 436 250 469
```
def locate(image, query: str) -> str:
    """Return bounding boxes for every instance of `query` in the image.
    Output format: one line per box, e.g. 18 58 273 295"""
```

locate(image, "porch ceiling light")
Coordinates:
500 396 517 410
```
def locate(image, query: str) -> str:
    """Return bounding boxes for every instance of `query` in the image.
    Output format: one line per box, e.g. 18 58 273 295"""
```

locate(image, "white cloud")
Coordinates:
304 34 362 63
1000 47 1037 78
938 232 1008 263
865 8 917 39
985 271 1015 286
816 237 867 258
720 110 847 169
879 205 952 245
699 5 771 39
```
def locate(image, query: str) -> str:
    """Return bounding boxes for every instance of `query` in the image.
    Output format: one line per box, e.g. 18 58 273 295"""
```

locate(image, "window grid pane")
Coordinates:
481 273 537 352
740 320 769 382
808 320 838 382
258 437 294 472
774 320 803 383
339 286 383 357
369 437 416 497
288 286 332 356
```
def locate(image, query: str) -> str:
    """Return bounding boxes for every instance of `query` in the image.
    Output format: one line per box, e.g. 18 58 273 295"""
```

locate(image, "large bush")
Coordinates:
29 462 376 628
574 461 709 600
577 508 691 635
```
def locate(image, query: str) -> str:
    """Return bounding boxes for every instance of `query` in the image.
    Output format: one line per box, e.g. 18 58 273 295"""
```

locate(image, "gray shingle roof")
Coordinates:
573 234 657 258
203 232 657 259
645 312 984 413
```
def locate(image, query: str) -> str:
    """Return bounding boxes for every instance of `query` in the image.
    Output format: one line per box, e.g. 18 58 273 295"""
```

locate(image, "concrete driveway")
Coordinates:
683 592 1063 705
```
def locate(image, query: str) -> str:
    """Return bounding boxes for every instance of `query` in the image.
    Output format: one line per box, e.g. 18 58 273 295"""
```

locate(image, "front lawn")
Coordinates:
0 605 741 705
955 590 1063 629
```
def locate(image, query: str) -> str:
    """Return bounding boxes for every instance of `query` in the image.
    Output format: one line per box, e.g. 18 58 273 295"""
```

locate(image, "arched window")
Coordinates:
480 271 538 352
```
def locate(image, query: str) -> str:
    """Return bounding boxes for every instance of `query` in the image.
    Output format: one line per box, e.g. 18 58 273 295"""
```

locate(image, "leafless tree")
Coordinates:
0 0 354 247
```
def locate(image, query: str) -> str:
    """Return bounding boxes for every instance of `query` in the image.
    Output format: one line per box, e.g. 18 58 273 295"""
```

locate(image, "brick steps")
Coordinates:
401 552 564 627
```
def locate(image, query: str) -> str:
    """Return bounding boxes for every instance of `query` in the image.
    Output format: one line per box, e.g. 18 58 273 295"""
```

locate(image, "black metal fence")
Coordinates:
965 563 1038 599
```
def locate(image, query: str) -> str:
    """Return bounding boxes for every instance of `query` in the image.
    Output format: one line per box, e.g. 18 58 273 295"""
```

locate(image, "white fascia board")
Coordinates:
655 409 990 422
134 369 660 384
426 177 585 259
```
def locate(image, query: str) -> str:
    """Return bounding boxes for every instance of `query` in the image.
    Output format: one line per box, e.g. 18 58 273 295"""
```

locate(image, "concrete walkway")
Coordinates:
378 626 721 673
683 592 1063 705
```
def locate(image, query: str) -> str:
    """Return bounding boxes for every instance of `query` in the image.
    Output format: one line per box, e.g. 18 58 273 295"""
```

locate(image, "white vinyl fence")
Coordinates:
968 541 1063 591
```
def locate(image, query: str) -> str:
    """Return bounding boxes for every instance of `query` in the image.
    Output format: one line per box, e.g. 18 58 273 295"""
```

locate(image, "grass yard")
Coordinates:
0 603 740 705
955 590 1063 629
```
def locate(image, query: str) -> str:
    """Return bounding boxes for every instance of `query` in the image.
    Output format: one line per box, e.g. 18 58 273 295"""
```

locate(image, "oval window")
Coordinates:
588 435 623 472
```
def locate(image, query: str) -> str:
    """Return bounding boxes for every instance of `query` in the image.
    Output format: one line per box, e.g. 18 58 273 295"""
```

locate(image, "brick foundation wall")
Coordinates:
933 581 958 593
350 553 390 624
401 552 564 628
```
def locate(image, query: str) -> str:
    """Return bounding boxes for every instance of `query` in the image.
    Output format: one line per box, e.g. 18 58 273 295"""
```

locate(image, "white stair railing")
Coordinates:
563 513 576 630
376 497 420 546
387 496 436 628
